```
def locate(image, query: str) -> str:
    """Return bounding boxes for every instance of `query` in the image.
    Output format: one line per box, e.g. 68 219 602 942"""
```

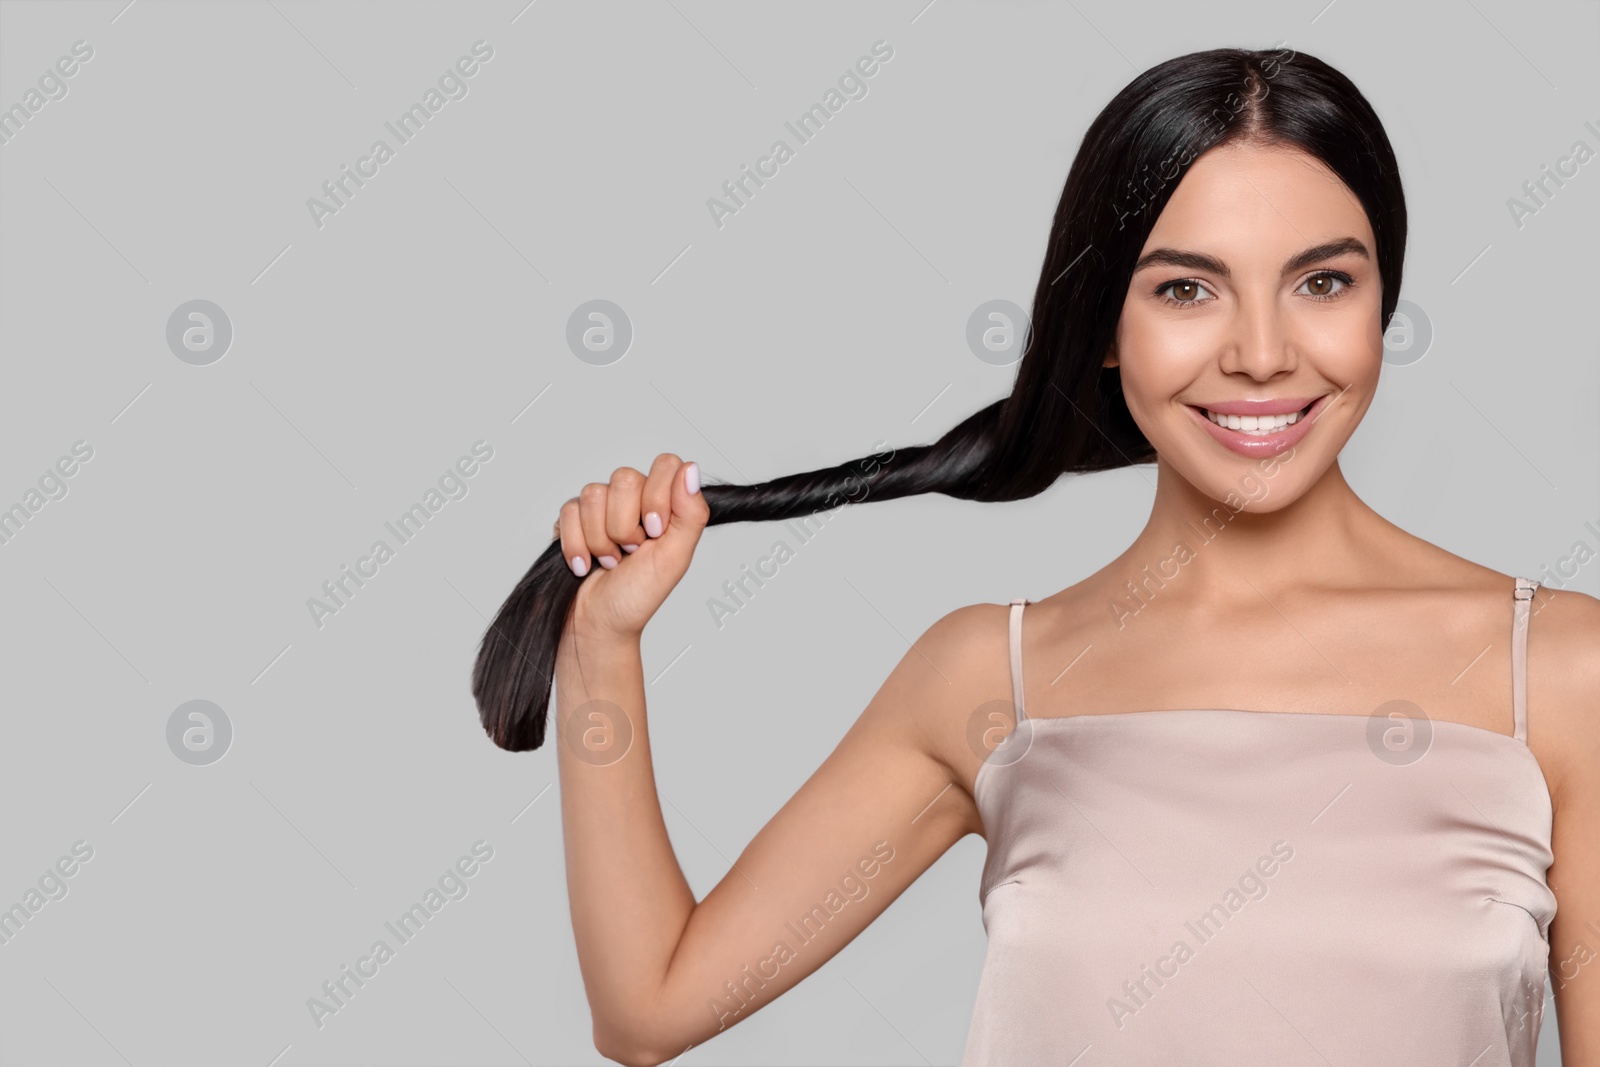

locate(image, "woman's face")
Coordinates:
1109 141 1385 510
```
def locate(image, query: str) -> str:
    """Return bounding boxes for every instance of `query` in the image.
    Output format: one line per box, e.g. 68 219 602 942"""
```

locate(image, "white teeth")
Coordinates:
1203 408 1301 435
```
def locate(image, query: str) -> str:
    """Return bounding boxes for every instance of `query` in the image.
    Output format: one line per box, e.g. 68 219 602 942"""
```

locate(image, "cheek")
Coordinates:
1308 315 1384 383
1116 314 1203 409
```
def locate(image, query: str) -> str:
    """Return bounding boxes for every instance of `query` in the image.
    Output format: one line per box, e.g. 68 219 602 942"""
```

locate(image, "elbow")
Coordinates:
593 1018 673 1067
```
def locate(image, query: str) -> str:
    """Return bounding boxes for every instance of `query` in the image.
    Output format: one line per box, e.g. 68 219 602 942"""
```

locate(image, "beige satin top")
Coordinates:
963 577 1554 1065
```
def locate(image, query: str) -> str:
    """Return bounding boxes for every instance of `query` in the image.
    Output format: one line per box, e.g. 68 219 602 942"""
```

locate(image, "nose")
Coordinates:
1217 289 1297 381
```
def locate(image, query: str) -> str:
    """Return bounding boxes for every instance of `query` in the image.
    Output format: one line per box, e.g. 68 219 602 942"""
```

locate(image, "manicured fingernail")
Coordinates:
570 555 588 577
598 555 618 570
644 512 663 538
621 543 638 554
685 462 700 495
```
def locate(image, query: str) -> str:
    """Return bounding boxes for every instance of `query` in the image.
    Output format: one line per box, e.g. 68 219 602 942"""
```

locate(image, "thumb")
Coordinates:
656 460 710 563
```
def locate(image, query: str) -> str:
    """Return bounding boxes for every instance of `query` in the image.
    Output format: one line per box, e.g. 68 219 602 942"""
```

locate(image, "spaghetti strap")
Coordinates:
1511 576 1537 744
1009 597 1029 723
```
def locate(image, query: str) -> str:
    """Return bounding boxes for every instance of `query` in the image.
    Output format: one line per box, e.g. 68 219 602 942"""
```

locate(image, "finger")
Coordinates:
578 482 622 570
656 459 710 561
640 453 681 541
557 498 588 577
667 459 710 535
605 466 648 555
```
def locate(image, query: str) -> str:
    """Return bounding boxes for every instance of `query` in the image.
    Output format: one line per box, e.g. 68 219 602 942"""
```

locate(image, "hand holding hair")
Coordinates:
555 455 709 641
471 434 916 751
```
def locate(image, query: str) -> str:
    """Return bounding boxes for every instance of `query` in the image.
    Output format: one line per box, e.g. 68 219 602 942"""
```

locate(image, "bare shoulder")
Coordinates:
884 600 1019 835
1529 584 1600 803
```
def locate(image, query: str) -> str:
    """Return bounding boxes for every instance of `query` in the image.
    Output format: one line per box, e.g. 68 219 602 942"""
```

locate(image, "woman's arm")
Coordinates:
1538 587 1600 1064
556 604 995 1066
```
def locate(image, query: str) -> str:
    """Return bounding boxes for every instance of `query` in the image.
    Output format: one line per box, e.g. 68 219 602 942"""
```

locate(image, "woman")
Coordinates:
472 46 1599 1065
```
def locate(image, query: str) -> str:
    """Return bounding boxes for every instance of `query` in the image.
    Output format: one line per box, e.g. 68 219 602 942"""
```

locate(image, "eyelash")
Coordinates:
1154 270 1356 308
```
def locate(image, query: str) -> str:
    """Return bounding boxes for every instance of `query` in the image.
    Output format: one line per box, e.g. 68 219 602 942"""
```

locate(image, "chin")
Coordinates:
1165 440 1321 513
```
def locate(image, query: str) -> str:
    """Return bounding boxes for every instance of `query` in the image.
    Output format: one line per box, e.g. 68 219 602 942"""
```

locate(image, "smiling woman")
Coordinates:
471 45 1599 1067
1109 146 1385 477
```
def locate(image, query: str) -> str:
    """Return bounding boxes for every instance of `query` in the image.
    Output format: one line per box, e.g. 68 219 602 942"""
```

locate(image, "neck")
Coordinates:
1112 454 1391 605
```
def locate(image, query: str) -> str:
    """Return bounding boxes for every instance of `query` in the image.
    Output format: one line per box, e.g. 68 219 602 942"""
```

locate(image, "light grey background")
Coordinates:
2 0 1596 1064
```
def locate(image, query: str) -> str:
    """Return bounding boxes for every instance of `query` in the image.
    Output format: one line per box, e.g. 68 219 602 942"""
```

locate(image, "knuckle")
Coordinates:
610 466 644 488
579 482 608 504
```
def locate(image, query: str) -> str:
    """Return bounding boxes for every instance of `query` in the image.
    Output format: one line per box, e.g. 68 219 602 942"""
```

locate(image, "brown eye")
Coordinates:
1297 271 1353 302
1155 278 1215 307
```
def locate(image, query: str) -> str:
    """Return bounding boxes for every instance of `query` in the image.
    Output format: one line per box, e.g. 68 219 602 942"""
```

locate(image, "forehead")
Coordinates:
1145 142 1372 253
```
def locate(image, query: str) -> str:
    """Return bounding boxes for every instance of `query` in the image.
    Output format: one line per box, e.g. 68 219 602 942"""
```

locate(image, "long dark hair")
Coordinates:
472 44 1407 751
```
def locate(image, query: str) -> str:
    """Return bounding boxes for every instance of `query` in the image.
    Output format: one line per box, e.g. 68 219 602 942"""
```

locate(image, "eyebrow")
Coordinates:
1132 236 1370 279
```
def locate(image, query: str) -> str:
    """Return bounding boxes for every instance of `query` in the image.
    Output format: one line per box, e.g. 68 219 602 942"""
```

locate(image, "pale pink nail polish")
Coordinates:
685 462 700 495
621 543 638 554
598 555 618 570
570 556 588 577
644 512 663 538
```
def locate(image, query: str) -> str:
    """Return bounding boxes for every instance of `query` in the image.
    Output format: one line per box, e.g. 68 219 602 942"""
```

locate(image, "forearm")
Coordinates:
554 623 696 1054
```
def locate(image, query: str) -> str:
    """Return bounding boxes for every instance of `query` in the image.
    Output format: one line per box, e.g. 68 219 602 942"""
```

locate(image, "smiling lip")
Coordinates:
1186 394 1330 457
